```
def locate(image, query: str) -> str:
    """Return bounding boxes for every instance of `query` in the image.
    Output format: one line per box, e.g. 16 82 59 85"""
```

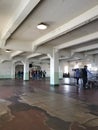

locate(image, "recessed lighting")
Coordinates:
37 23 47 30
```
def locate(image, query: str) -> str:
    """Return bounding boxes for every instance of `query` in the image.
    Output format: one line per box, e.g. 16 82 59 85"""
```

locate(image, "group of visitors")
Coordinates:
17 65 92 88
17 71 23 79
16 69 46 80
31 70 46 80
74 65 92 89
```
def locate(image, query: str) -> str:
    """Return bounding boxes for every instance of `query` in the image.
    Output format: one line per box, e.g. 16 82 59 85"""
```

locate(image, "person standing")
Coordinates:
82 65 92 88
75 68 80 85
82 65 88 88
43 70 46 79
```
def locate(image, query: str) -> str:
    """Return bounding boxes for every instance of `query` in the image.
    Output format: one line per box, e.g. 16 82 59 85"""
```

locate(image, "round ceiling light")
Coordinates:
5 49 11 52
37 23 47 30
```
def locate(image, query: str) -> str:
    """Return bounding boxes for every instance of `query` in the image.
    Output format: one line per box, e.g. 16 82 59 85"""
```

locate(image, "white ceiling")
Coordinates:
0 0 98 63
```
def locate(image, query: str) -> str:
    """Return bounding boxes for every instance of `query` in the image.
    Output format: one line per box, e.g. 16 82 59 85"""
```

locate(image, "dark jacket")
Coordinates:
82 68 87 78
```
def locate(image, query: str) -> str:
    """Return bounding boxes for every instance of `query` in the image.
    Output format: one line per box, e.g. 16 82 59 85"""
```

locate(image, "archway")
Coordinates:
15 62 24 79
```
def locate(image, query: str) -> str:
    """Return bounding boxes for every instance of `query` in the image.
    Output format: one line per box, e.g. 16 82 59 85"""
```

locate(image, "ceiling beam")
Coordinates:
40 56 49 60
72 43 98 53
55 32 98 50
85 50 98 55
10 51 23 58
0 0 40 47
27 53 41 59
32 5 98 50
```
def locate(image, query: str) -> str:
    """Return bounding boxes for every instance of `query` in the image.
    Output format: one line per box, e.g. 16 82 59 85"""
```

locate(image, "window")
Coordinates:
64 66 68 73
74 64 79 69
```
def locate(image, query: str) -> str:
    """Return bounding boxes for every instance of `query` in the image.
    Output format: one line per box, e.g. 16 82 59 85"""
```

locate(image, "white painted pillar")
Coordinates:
50 49 59 86
23 60 29 80
11 62 15 79
59 61 63 79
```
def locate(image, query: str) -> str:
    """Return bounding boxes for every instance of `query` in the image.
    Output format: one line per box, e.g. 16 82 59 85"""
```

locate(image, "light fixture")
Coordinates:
37 23 47 30
5 49 11 52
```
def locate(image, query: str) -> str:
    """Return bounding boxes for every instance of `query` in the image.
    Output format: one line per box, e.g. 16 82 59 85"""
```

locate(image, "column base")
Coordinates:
50 84 59 86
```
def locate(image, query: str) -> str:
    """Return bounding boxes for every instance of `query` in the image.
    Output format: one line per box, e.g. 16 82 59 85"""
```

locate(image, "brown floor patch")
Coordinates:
0 108 70 130
0 79 98 130
0 96 70 130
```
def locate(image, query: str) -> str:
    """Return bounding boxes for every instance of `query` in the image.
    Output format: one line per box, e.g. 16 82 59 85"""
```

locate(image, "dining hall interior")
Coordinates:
0 0 98 130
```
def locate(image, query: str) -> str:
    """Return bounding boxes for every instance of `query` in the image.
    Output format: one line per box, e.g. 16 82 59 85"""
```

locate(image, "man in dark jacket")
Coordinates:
82 65 88 88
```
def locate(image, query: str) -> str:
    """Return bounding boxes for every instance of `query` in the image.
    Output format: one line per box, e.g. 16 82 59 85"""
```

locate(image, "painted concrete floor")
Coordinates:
0 78 98 130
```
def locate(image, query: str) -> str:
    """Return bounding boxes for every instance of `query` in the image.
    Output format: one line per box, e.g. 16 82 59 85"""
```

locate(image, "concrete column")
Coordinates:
11 62 15 79
23 60 29 80
50 49 59 86
59 61 63 79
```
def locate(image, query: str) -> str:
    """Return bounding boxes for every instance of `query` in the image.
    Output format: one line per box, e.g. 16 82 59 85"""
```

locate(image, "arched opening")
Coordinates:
15 62 24 79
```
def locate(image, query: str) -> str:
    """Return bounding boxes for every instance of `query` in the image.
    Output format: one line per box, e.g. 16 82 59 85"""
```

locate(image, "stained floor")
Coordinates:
0 78 98 130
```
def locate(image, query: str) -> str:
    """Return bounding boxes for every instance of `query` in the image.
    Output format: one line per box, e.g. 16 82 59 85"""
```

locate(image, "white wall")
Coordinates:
0 62 12 79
